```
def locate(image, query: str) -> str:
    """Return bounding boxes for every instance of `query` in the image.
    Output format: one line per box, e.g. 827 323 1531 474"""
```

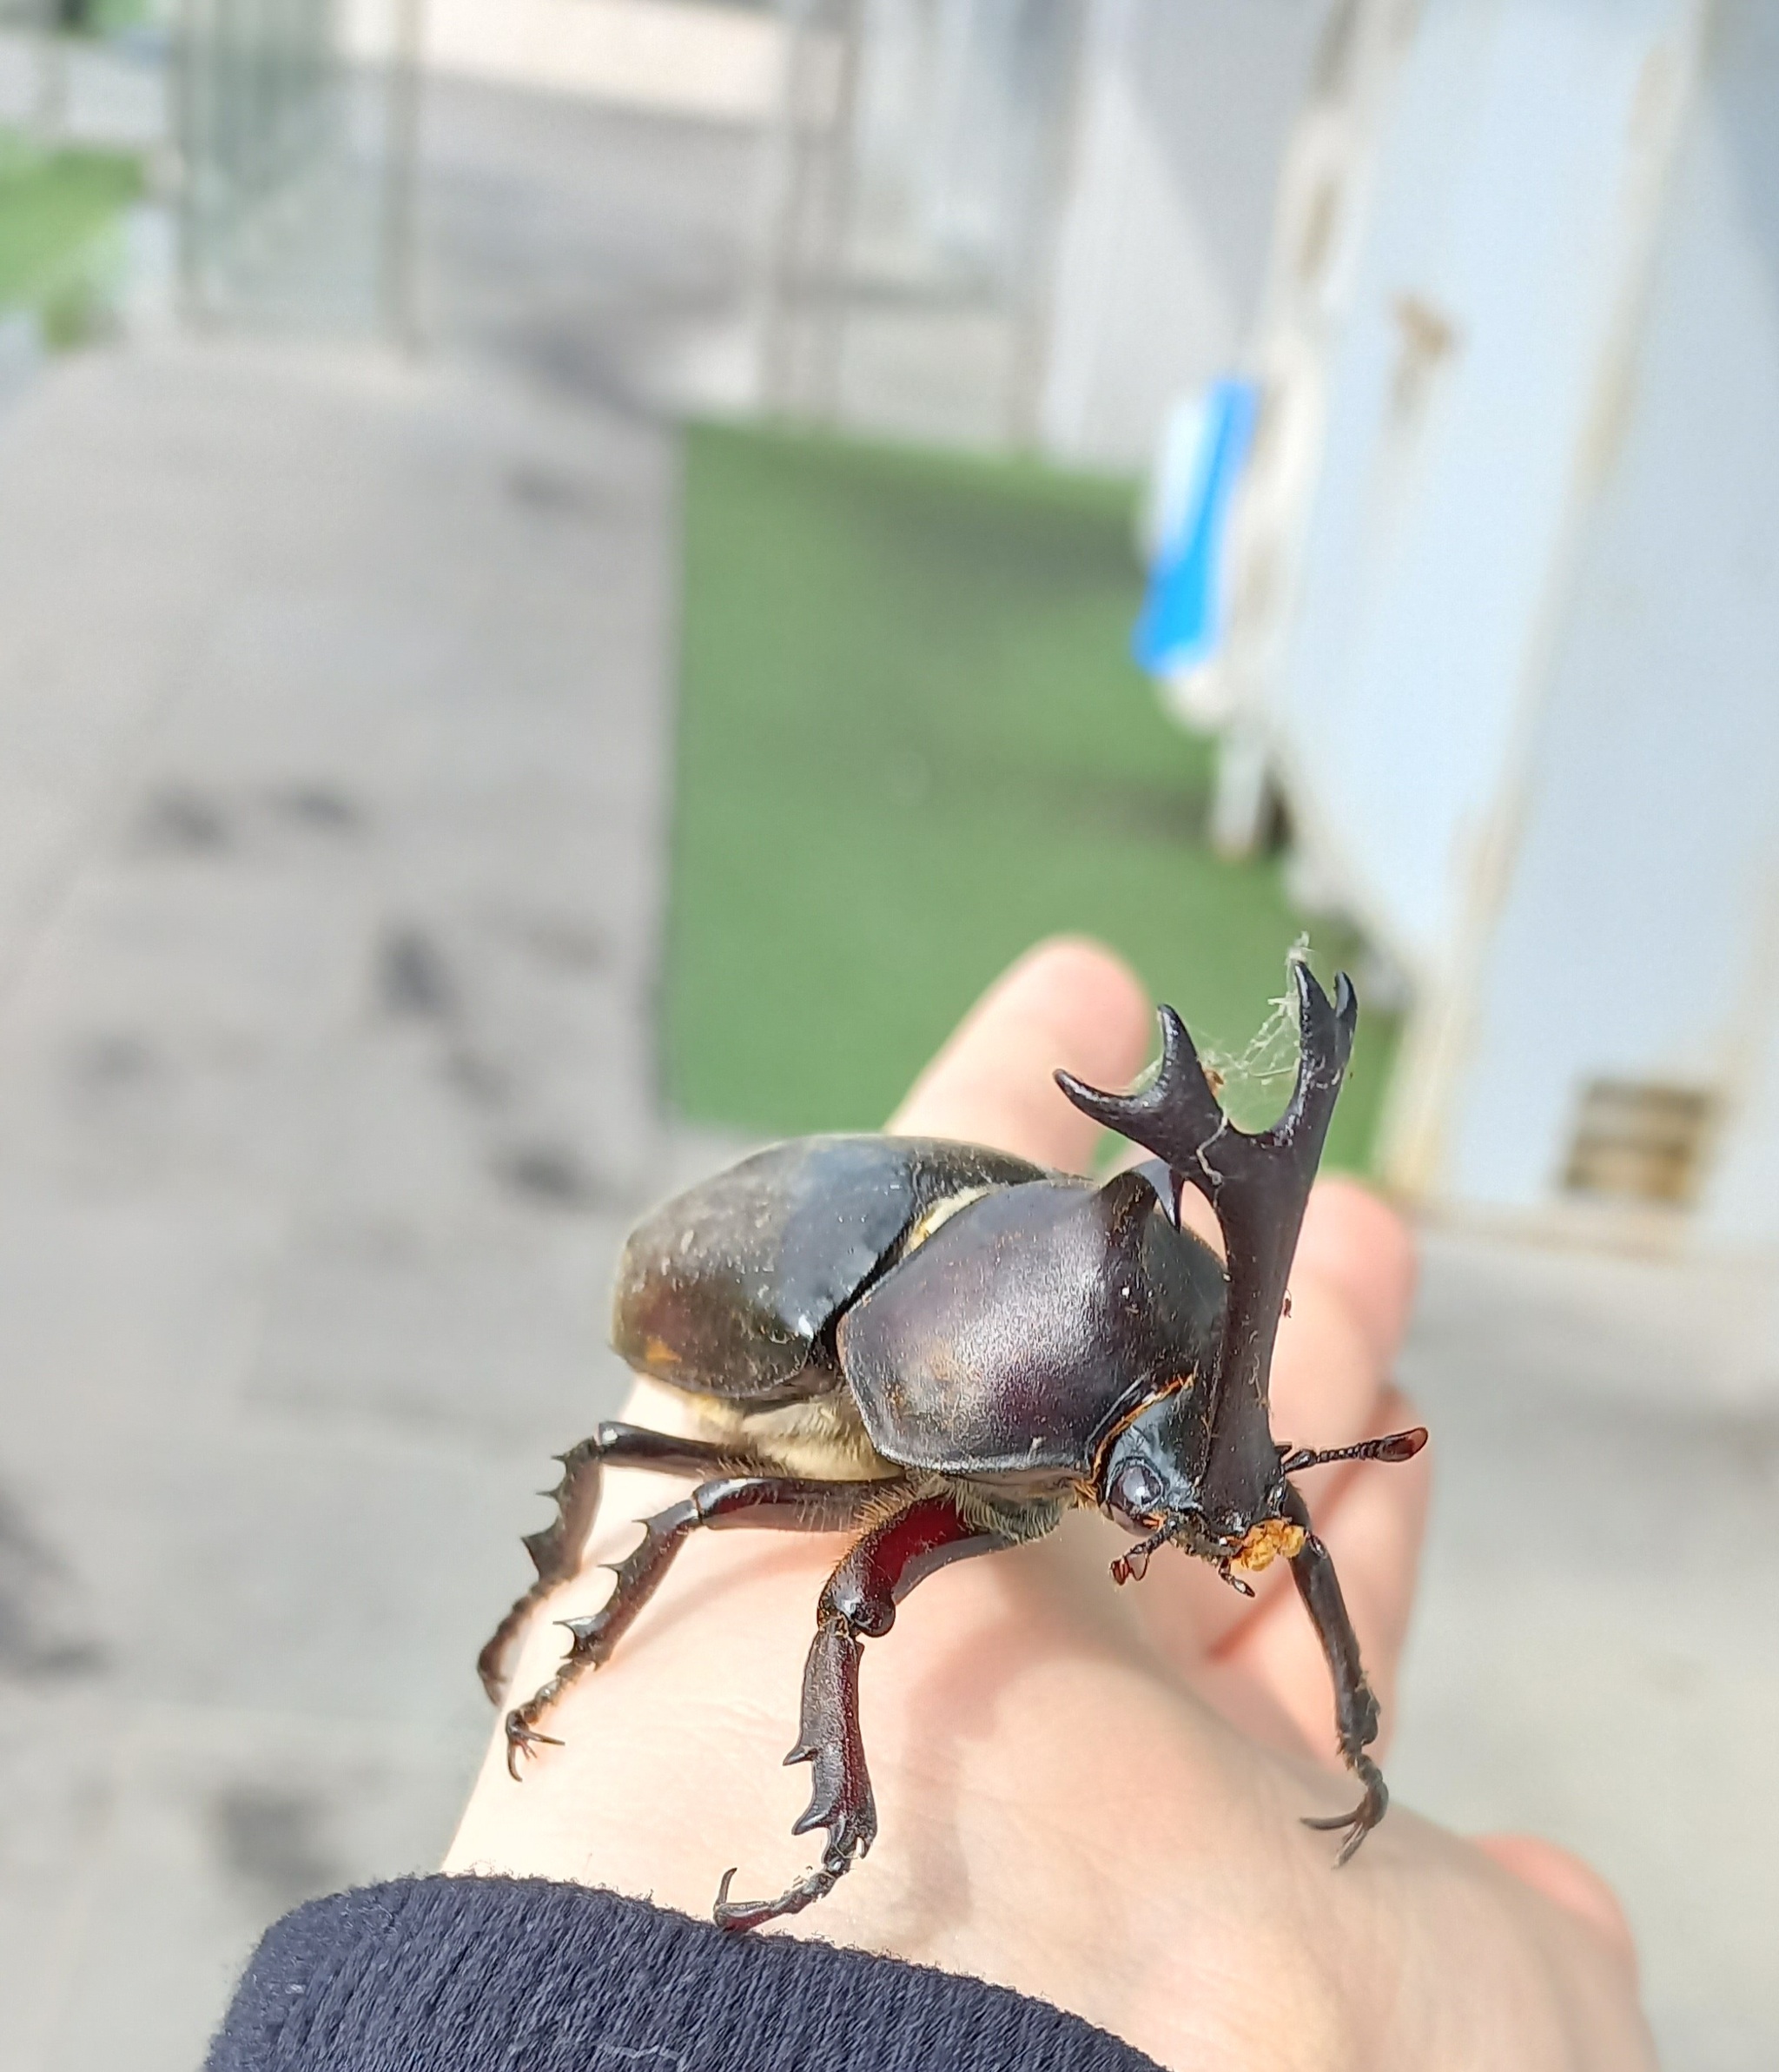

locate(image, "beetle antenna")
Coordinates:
1279 1427 1427 1476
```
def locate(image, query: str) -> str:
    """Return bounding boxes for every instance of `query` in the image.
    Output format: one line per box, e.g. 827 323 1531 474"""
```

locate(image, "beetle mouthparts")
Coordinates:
1110 1518 1179 1586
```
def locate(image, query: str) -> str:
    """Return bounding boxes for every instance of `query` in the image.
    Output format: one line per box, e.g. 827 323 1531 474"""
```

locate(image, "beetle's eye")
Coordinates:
1108 1460 1166 1530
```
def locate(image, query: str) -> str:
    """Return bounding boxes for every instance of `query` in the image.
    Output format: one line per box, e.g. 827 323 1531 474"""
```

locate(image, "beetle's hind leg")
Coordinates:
501 1473 903 1776
713 1494 1022 1932
479 1421 760 1703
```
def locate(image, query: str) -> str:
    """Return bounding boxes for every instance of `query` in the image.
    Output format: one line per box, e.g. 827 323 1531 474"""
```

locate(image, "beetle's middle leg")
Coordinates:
502 1473 905 1775
479 1421 770 1703
713 1493 1024 1932
1280 1484 1387 1863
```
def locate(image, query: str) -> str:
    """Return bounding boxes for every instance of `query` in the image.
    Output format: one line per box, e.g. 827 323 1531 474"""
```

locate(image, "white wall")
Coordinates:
1231 0 1779 1249
1446 0 1779 1241
1260 0 1696 983
343 0 783 120
1040 0 1327 468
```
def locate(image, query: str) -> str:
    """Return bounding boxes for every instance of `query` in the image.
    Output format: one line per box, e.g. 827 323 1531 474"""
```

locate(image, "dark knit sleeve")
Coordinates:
206 1875 1164 2072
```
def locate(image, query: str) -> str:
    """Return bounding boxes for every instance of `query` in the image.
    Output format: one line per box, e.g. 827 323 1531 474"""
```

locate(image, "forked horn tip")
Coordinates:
1288 960 1358 1078
1333 969 1358 1028
1288 956 1332 1016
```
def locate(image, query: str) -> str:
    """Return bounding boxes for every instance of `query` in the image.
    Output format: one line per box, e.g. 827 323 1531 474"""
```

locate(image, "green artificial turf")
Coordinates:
0 139 142 324
665 420 1395 1168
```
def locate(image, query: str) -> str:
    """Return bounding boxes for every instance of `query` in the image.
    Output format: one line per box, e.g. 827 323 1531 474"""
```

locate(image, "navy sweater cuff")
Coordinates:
206 1874 1163 2072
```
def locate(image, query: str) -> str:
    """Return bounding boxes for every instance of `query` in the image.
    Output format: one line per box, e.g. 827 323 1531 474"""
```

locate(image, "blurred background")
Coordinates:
0 0 1773 2063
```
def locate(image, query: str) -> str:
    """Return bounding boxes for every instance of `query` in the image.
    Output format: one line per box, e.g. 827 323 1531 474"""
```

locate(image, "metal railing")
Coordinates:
175 0 417 335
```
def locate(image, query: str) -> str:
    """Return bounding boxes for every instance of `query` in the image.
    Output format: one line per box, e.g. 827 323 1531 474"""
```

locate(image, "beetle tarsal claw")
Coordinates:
1302 1752 1388 1864
711 1853 849 1932
501 1711 565 1779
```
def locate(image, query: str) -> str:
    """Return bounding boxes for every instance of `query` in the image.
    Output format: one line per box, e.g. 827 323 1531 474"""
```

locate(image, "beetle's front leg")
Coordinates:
713 1493 1021 1931
1281 1485 1387 1863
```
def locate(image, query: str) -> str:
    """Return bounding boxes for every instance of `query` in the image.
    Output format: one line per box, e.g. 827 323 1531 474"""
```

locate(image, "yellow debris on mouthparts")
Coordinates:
1230 1518 1307 1573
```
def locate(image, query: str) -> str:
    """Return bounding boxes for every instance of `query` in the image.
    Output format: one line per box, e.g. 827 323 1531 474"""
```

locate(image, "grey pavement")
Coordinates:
0 81 758 2071
0 339 677 2069
1393 1235 1777 2070
0 73 1771 2072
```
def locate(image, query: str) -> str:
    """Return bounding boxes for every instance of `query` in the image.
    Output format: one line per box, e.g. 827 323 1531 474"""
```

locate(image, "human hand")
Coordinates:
446 938 1654 2071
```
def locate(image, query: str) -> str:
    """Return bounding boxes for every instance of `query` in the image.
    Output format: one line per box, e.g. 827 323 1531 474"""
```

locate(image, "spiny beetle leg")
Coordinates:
478 1421 757 1703
1281 1485 1390 1862
713 1617 870 1932
503 1495 701 1776
714 1494 1022 1932
712 1863 840 1934
502 1473 901 1777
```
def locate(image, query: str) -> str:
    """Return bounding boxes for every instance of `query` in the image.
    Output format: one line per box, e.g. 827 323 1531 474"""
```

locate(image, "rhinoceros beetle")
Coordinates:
478 962 1425 1930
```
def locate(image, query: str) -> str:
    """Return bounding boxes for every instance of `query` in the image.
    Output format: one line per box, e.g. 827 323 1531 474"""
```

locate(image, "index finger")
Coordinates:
888 937 1154 1170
